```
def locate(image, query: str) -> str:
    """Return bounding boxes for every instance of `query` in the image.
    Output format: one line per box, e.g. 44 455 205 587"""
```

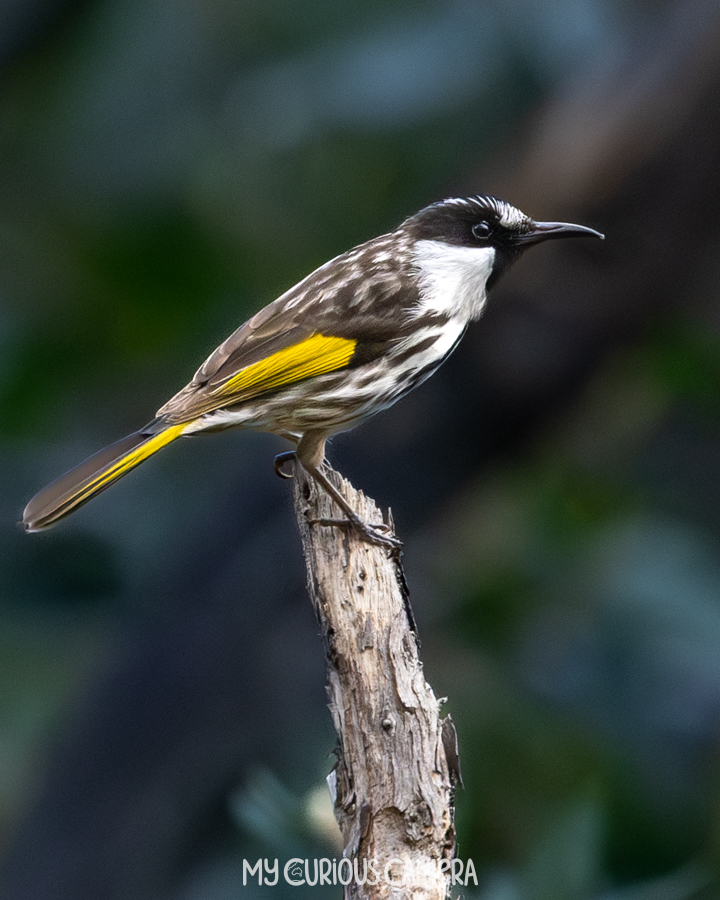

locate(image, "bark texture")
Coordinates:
293 465 456 899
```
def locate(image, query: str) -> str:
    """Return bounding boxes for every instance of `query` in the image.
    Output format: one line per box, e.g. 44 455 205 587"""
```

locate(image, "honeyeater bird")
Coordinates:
23 195 603 547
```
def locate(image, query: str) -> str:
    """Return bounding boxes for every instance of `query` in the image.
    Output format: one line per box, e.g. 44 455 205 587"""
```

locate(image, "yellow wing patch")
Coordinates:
219 333 357 397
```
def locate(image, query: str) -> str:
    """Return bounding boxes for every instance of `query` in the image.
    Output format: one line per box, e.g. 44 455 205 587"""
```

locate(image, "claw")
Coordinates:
307 515 403 552
274 451 296 480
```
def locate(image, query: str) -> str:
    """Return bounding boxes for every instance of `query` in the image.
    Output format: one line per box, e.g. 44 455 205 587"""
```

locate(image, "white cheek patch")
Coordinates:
411 239 495 321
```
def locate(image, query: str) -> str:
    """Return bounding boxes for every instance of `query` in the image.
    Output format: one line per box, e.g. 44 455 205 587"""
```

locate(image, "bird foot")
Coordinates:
273 450 296 479
306 514 403 552
275 449 403 552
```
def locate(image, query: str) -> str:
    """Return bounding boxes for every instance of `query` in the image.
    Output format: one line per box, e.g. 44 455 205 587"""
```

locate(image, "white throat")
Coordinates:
411 239 495 321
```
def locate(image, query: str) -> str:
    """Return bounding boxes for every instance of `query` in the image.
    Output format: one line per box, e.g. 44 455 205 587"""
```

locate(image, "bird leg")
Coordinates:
294 430 403 552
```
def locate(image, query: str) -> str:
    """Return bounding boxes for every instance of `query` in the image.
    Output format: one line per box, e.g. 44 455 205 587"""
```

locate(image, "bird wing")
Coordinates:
157 327 358 423
155 234 417 425
155 283 358 424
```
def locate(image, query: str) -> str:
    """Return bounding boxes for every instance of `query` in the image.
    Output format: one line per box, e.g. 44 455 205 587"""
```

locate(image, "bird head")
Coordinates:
401 195 604 318
405 194 603 282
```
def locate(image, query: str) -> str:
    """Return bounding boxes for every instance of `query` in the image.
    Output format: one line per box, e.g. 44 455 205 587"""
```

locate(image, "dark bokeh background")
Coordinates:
2 0 720 897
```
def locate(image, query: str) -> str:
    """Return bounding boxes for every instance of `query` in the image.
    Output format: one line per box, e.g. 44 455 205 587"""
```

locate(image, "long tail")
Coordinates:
22 423 186 532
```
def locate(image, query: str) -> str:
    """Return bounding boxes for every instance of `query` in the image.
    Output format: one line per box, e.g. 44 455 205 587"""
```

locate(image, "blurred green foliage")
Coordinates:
1 1 720 898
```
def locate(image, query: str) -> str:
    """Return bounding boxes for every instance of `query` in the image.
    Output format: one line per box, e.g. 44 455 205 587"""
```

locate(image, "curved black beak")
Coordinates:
517 221 605 246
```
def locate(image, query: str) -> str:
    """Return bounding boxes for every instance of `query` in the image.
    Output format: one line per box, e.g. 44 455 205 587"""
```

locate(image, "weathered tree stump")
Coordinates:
293 464 457 899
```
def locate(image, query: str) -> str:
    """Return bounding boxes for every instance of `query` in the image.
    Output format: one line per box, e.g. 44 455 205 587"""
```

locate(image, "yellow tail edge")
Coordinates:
23 423 186 532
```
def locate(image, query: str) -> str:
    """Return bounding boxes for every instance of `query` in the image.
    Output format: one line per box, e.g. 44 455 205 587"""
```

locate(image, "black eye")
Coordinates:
472 221 491 240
